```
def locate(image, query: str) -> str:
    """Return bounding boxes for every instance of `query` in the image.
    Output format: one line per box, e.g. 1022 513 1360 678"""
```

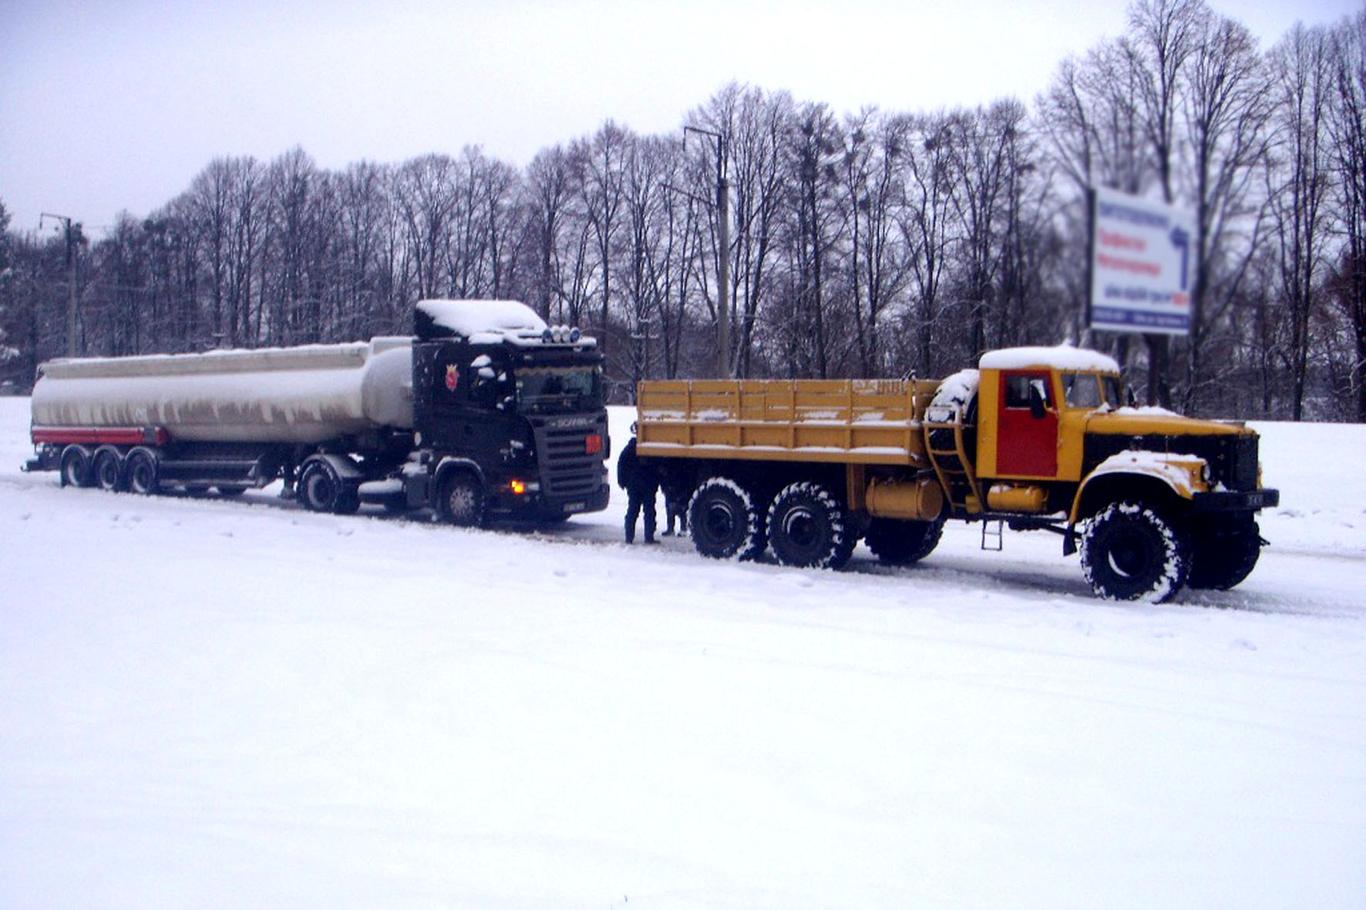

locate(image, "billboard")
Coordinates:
1087 186 1196 336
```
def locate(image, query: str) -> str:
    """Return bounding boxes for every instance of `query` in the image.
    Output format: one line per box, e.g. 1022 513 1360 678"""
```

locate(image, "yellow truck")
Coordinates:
635 345 1278 602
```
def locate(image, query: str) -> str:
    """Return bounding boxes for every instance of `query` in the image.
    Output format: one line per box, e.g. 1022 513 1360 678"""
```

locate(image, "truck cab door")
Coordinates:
996 370 1058 477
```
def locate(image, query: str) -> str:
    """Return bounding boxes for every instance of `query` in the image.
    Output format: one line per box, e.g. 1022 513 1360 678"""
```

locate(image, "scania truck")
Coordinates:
25 299 611 525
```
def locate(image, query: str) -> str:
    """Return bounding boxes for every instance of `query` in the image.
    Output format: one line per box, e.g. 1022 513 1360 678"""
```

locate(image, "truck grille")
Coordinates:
532 420 606 499
1084 433 1260 491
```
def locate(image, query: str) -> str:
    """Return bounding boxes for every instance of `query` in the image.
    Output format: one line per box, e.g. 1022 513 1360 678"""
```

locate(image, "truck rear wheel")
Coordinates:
439 473 484 528
60 446 93 488
768 482 854 570
93 448 125 492
688 477 766 561
126 450 160 495
1080 502 1189 602
1187 517 1261 590
865 517 943 565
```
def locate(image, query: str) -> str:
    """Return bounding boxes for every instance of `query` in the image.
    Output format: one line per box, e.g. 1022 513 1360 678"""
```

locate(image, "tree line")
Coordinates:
2 0 1363 421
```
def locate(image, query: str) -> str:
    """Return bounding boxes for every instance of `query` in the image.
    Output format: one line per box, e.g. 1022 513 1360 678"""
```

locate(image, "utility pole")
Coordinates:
685 126 730 378
40 213 82 357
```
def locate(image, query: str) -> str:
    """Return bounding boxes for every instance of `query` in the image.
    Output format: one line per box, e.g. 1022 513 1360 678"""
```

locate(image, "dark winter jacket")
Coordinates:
616 438 659 495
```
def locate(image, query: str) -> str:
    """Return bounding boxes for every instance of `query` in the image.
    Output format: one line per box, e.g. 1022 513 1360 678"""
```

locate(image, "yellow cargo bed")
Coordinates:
635 378 940 466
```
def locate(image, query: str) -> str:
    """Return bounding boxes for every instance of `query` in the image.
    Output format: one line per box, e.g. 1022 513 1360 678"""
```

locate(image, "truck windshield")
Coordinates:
1101 376 1122 407
515 366 602 414
1062 373 1125 409
1062 373 1102 408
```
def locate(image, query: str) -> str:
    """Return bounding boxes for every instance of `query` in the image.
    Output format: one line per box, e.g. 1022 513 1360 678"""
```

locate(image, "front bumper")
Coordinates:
1192 488 1280 512
486 481 611 519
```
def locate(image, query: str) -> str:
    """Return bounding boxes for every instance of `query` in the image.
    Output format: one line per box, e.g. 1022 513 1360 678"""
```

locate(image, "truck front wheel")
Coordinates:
300 461 347 514
439 473 485 528
866 517 944 565
768 482 854 570
688 477 765 561
1080 501 1189 602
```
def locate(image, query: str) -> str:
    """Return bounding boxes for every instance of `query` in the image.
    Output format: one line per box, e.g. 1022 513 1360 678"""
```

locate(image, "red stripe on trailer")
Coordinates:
31 426 169 446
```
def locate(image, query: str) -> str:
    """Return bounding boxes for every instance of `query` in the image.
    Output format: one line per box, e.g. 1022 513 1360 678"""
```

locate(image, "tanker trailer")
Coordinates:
24 299 611 525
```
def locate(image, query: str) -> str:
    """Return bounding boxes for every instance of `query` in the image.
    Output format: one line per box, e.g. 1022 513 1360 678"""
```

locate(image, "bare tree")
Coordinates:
576 122 629 352
899 113 956 376
1178 12 1274 411
784 102 843 378
1329 10 1366 420
1038 41 1151 195
842 109 909 376
337 160 390 338
946 100 1023 359
394 153 457 302
523 145 576 322
1268 23 1334 420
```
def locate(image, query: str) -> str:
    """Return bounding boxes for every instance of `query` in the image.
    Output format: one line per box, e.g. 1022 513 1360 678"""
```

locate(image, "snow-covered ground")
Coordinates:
1 396 1363 909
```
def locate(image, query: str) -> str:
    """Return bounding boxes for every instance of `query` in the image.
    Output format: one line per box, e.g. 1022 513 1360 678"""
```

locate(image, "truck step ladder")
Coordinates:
981 519 1004 552
922 406 984 516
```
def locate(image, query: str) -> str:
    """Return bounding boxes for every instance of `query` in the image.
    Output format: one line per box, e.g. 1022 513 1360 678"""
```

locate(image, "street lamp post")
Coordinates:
40 212 81 357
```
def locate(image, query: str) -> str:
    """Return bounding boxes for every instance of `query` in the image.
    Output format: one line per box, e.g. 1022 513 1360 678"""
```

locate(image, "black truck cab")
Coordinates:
409 300 610 523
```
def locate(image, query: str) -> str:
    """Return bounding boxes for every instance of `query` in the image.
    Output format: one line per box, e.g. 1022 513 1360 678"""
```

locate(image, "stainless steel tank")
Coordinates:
31 338 414 443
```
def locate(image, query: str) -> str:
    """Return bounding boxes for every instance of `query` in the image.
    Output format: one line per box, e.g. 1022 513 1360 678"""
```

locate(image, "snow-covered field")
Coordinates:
1 396 1363 909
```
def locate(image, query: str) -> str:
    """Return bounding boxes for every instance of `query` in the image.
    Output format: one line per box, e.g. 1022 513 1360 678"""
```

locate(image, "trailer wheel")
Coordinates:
126 450 160 495
865 517 944 565
59 445 93 488
1080 501 1189 602
1187 516 1261 590
300 461 344 513
688 477 766 561
93 448 125 492
768 482 854 570
438 472 484 527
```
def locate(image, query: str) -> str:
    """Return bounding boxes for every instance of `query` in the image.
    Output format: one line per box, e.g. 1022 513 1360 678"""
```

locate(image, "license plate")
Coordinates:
564 501 586 513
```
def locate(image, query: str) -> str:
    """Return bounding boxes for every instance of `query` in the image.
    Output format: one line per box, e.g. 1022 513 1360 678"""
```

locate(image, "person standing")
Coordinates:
617 427 659 544
661 475 689 537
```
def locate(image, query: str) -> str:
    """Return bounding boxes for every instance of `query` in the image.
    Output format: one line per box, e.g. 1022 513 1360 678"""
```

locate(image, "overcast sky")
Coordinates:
1 0 1357 238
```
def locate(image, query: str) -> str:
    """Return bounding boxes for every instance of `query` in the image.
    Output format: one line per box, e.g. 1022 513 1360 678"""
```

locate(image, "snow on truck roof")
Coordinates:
978 345 1120 373
415 299 548 342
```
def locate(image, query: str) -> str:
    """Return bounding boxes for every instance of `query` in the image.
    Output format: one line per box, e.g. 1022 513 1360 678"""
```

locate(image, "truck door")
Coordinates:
996 371 1058 477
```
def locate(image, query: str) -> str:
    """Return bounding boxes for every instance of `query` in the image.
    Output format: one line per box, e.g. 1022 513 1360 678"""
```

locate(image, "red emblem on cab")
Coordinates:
445 364 460 392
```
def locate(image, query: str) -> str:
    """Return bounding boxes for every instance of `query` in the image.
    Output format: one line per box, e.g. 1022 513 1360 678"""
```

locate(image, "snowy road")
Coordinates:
2 398 1364 908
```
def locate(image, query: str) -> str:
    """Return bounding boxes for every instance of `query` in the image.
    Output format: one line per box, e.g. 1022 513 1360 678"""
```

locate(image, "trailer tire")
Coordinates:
93 447 125 492
866 517 944 565
126 450 160 495
1187 517 1261 590
1080 501 1189 603
768 482 854 570
60 445 93 488
438 472 484 528
688 477 766 561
